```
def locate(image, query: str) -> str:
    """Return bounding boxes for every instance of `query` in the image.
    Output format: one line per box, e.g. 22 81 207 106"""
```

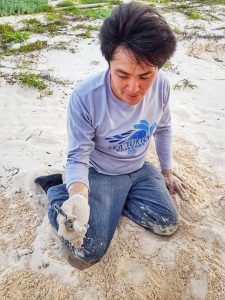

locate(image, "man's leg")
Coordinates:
47 168 132 262
122 162 179 235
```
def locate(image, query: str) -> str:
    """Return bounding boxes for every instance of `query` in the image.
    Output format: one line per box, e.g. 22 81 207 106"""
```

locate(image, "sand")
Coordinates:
0 2 225 299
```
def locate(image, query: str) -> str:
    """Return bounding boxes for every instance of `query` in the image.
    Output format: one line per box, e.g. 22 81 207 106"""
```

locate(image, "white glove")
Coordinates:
57 194 90 248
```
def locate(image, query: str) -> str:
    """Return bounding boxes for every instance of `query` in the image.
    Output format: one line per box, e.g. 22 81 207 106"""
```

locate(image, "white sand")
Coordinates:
0 4 225 300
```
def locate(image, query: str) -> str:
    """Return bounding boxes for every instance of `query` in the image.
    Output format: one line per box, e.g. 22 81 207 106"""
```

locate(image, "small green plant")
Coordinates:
163 60 173 69
22 23 46 34
21 18 41 25
3 40 48 55
193 0 225 5
17 59 35 69
82 30 91 38
173 26 181 35
72 23 100 31
21 16 68 36
0 23 30 51
20 18 46 34
163 60 180 74
0 24 14 33
56 0 75 7
184 8 207 20
51 41 68 50
67 7 112 19
91 60 100 65
1 31 29 43
17 40 48 53
173 79 197 90
16 72 47 90
78 0 121 4
45 12 64 21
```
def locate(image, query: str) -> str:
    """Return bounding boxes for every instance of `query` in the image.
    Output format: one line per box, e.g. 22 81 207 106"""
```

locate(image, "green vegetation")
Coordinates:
17 59 35 69
56 0 75 7
1 40 48 56
78 0 121 4
173 79 197 90
0 0 48 17
91 60 100 65
0 23 14 33
72 22 101 38
163 60 180 74
16 40 48 53
45 12 64 21
184 25 205 30
22 18 41 25
82 30 91 38
1 31 29 43
0 23 30 51
66 7 112 19
184 8 208 20
51 41 68 50
20 15 68 36
194 0 225 4
16 72 47 90
173 26 181 35
148 0 170 3
21 19 46 34
72 23 101 30
47 20 68 35
163 60 173 70
156 0 225 5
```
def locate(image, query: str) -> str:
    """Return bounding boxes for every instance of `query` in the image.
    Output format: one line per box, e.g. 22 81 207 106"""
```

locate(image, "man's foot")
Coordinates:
68 255 98 270
34 173 63 194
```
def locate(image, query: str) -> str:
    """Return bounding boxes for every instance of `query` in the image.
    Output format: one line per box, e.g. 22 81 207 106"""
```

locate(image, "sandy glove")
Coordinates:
162 170 189 201
57 194 90 248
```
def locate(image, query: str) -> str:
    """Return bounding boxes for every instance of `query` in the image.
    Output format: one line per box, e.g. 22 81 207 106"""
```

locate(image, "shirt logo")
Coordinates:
105 120 157 154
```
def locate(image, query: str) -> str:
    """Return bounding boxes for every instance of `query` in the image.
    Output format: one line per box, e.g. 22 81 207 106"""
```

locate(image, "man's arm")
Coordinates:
66 90 95 190
154 80 189 200
57 90 95 246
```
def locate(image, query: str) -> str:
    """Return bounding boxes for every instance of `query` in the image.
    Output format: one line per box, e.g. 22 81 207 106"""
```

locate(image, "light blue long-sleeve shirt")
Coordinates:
66 69 172 189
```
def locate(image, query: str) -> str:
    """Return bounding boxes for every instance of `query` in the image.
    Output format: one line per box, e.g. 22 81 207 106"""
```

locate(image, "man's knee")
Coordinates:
68 239 109 263
82 240 109 262
145 212 179 236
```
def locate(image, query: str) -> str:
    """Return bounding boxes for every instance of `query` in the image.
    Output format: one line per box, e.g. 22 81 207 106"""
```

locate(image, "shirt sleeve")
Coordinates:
66 90 95 189
153 80 173 170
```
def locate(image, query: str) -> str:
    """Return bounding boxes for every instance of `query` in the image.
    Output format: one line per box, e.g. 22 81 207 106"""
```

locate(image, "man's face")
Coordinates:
110 47 158 105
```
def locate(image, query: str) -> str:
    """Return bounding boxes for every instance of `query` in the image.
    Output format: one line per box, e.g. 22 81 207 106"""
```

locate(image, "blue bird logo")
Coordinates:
105 120 157 145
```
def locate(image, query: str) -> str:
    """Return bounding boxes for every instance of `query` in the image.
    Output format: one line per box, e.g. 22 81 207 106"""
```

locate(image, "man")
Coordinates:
35 2 188 263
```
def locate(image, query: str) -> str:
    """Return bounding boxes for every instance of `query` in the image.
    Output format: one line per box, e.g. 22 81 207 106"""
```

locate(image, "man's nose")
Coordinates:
127 80 139 94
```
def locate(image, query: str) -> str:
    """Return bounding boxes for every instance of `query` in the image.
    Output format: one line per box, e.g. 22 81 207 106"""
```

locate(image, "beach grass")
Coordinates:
78 0 121 4
72 23 101 30
0 24 30 44
1 40 48 56
173 79 197 90
66 7 112 19
0 0 48 17
56 0 76 7
20 17 68 36
16 72 47 90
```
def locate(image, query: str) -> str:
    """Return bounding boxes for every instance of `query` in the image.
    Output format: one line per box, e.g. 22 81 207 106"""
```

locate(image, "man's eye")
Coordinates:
140 76 151 80
118 75 127 79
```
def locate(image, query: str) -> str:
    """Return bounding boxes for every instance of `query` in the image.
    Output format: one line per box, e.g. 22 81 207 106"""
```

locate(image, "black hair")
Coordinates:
99 1 176 68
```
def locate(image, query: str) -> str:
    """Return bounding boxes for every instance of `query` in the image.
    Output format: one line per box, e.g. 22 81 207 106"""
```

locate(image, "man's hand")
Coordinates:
162 169 189 201
57 194 90 248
